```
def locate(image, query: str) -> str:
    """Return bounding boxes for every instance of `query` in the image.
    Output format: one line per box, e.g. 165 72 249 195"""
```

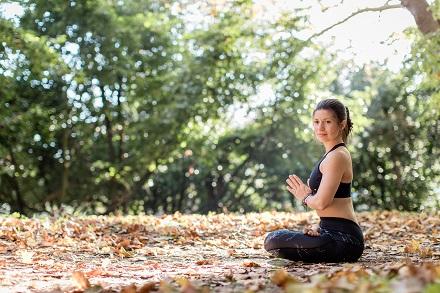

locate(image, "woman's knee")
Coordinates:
264 231 278 251
264 230 278 251
264 229 289 251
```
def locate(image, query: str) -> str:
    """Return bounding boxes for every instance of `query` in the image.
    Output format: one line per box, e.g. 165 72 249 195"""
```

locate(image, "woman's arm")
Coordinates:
304 152 347 210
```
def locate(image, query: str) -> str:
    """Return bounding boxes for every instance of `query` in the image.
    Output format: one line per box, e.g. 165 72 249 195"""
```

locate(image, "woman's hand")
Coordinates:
303 224 320 236
286 174 312 201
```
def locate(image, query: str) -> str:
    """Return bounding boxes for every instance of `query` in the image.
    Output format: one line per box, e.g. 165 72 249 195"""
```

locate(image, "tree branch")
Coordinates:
401 0 440 34
306 4 403 42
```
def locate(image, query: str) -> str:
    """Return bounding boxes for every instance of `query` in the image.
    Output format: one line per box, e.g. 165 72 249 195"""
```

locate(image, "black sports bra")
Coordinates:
309 143 351 198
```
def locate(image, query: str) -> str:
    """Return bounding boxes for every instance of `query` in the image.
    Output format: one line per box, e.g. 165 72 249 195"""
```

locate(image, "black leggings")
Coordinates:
264 217 364 263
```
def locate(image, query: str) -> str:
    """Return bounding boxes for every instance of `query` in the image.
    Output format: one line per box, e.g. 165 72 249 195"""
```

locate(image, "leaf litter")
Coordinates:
0 210 439 292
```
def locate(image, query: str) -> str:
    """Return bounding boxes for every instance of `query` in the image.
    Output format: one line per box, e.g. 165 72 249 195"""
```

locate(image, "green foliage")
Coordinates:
0 0 439 215
350 66 439 211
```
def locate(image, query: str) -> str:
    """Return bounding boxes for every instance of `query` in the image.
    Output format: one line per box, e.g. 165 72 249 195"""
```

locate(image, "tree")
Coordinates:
1 0 438 215
0 16 71 215
0 0 267 214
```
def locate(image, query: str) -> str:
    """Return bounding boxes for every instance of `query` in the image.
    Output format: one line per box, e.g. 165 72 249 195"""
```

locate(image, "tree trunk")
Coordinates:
101 90 116 163
7 145 25 214
401 0 440 34
61 127 69 202
203 174 218 212
116 82 124 162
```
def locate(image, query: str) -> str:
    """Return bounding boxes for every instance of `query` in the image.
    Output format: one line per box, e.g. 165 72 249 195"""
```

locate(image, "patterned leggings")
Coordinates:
264 217 364 263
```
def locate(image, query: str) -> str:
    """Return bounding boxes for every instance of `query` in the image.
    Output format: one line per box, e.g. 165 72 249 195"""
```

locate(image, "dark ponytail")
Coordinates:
313 99 353 143
344 106 353 143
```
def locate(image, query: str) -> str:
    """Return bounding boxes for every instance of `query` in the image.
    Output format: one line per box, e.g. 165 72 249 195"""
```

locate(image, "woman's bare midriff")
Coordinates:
316 197 358 225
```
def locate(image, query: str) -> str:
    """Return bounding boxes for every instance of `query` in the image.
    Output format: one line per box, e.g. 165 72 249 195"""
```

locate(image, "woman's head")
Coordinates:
312 99 353 143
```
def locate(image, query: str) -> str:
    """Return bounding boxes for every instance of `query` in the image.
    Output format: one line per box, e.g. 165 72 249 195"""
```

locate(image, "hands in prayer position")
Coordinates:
286 175 319 236
286 174 311 201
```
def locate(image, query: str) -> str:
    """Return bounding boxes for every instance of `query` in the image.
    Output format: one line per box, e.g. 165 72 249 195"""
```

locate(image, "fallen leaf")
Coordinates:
196 259 213 265
118 246 135 258
72 271 90 290
19 250 34 264
242 261 260 267
120 284 137 293
175 277 197 293
271 269 299 287
137 282 156 293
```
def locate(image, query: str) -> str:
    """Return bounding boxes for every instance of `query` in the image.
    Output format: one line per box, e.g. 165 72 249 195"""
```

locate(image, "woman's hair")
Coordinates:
313 99 353 143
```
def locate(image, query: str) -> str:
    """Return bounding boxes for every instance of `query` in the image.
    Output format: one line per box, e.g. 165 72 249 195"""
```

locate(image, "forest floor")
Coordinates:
1 210 439 293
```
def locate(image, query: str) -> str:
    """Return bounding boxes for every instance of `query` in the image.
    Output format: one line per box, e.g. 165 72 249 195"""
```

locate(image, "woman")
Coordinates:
264 99 364 263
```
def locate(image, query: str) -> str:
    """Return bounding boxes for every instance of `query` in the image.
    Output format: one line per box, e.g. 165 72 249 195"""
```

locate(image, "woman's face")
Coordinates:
312 109 344 143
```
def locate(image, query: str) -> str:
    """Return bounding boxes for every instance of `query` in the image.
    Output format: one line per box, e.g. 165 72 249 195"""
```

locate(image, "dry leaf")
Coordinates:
72 271 91 290
137 282 156 293
1 211 439 292
117 239 131 250
196 259 212 265
19 250 34 264
227 249 236 256
120 284 137 293
404 240 421 253
0 245 8 253
271 269 299 287
224 270 235 282
404 240 433 257
242 261 260 268
118 246 135 258
175 277 197 293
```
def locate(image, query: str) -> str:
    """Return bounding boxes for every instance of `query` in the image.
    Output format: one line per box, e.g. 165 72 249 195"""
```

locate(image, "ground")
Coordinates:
1 210 439 292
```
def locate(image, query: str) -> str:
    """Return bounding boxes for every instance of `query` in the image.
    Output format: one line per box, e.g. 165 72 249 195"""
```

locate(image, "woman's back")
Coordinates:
314 146 358 224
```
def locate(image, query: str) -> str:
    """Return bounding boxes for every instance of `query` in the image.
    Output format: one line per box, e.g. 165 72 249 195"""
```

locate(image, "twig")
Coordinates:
306 4 403 42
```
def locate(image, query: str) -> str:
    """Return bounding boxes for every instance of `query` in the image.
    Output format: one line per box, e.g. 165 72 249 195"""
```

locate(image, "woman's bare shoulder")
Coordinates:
322 148 350 167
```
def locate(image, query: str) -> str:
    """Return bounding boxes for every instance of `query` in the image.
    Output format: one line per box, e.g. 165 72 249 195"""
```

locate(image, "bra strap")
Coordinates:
324 142 346 157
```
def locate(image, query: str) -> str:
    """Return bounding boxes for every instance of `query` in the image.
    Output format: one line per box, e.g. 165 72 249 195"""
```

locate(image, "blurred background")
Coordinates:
1 0 439 216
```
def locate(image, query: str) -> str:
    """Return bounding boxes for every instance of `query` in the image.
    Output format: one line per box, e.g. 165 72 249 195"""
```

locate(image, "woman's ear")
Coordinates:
340 119 347 130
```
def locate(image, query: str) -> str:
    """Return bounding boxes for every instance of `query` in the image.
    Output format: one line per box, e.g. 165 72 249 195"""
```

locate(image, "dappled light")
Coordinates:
1 210 439 292
0 0 439 215
1 0 439 291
